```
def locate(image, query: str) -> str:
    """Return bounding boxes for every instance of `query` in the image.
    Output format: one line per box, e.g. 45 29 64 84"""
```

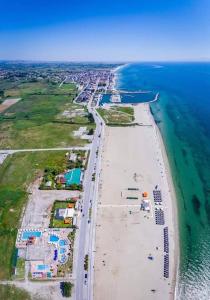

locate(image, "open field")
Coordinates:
0 98 21 113
94 103 177 300
97 105 134 125
0 151 69 279
0 284 32 300
0 81 95 149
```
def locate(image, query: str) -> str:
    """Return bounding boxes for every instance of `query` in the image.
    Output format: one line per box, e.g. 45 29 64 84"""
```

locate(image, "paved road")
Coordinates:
0 146 90 155
74 100 104 300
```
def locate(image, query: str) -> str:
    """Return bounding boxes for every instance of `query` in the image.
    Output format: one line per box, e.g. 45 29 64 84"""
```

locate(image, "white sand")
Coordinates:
94 103 177 300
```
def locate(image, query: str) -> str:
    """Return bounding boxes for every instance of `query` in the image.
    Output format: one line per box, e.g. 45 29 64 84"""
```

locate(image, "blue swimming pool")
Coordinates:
49 235 59 243
59 239 67 246
60 248 66 254
37 264 49 271
60 254 67 264
22 231 41 240
64 168 81 186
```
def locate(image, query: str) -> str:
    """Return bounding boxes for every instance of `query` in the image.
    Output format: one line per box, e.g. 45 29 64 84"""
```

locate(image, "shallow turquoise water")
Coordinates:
64 168 81 185
22 231 41 240
117 63 210 300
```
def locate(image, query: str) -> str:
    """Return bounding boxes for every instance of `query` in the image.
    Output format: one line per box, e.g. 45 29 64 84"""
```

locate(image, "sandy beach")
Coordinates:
94 103 177 300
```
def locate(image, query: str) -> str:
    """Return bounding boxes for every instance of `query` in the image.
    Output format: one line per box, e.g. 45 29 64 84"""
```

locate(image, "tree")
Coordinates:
88 128 94 135
60 282 73 297
0 90 4 98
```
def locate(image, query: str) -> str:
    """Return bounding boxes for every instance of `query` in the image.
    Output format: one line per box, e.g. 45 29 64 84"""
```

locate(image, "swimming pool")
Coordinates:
49 235 59 243
60 248 66 254
22 231 42 240
59 239 67 246
60 254 67 264
37 264 49 271
64 168 81 186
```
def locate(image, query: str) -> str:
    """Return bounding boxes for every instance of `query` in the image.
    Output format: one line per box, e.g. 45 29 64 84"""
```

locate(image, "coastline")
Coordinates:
93 65 178 299
94 103 177 299
111 63 129 92
148 103 179 298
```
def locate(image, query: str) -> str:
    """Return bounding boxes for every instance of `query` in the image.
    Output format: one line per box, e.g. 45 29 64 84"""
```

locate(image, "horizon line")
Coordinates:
1 59 210 64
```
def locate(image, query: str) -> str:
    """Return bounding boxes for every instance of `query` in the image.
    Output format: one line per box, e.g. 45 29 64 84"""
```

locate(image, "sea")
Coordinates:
116 63 210 300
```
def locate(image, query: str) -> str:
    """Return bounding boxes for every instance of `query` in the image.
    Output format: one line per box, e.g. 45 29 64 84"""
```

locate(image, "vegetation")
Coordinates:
14 257 25 280
0 284 31 300
0 151 68 279
0 80 95 149
40 151 85 190
84 254 89 271
60 282 73 297
87 128 94 135
57 230 76 276
0 90 4 99
97 106 134 125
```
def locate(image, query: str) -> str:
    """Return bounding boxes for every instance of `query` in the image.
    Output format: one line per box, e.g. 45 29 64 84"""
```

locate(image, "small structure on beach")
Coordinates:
141 199 150 212
142 191 148 198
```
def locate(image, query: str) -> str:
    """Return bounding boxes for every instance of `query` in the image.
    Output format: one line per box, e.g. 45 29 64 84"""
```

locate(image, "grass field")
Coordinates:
0 284 31 300
0 81 95 149
14 258 25 280
97 106 134 125
0 151 68 279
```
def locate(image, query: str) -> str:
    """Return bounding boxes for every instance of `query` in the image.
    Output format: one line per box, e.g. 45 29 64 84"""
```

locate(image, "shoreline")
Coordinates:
103 65 179 298
94 103 177 299
148 103 179 298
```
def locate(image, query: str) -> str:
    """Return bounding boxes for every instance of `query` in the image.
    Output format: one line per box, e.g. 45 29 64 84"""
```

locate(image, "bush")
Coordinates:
87 128 94 135
60 282 73 297
84 254 89 271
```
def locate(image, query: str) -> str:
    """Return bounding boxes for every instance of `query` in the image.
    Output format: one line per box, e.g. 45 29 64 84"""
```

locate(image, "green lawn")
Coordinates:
0 81 95 149
0 284 31 300
0 151 68 279
14 258 25 280
97 106 134 125
50 200 76 228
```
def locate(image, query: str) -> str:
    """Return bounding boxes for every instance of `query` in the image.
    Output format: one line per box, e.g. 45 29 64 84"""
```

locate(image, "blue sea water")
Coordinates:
117 63 210 300
100 92 155 105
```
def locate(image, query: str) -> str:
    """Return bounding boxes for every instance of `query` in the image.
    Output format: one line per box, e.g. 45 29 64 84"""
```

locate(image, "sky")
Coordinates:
0 0 210 61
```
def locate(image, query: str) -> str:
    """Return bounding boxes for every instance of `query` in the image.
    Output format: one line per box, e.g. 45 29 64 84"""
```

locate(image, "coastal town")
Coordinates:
0 62 176 300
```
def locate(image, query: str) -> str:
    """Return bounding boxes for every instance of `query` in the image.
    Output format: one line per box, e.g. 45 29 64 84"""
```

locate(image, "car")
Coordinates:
85 273 88 279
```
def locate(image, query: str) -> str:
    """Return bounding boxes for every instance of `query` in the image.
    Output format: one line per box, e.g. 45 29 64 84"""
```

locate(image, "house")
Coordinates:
56 175 66 185
55 208 75 220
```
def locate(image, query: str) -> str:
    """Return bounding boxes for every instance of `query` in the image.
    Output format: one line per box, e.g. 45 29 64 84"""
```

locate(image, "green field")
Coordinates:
0 284 31 300
97 106 134 125
14 258 25 280
0 151 68 279
0 81 95 149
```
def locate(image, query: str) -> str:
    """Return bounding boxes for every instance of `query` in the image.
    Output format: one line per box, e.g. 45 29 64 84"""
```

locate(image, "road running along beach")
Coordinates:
93 103 178 300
